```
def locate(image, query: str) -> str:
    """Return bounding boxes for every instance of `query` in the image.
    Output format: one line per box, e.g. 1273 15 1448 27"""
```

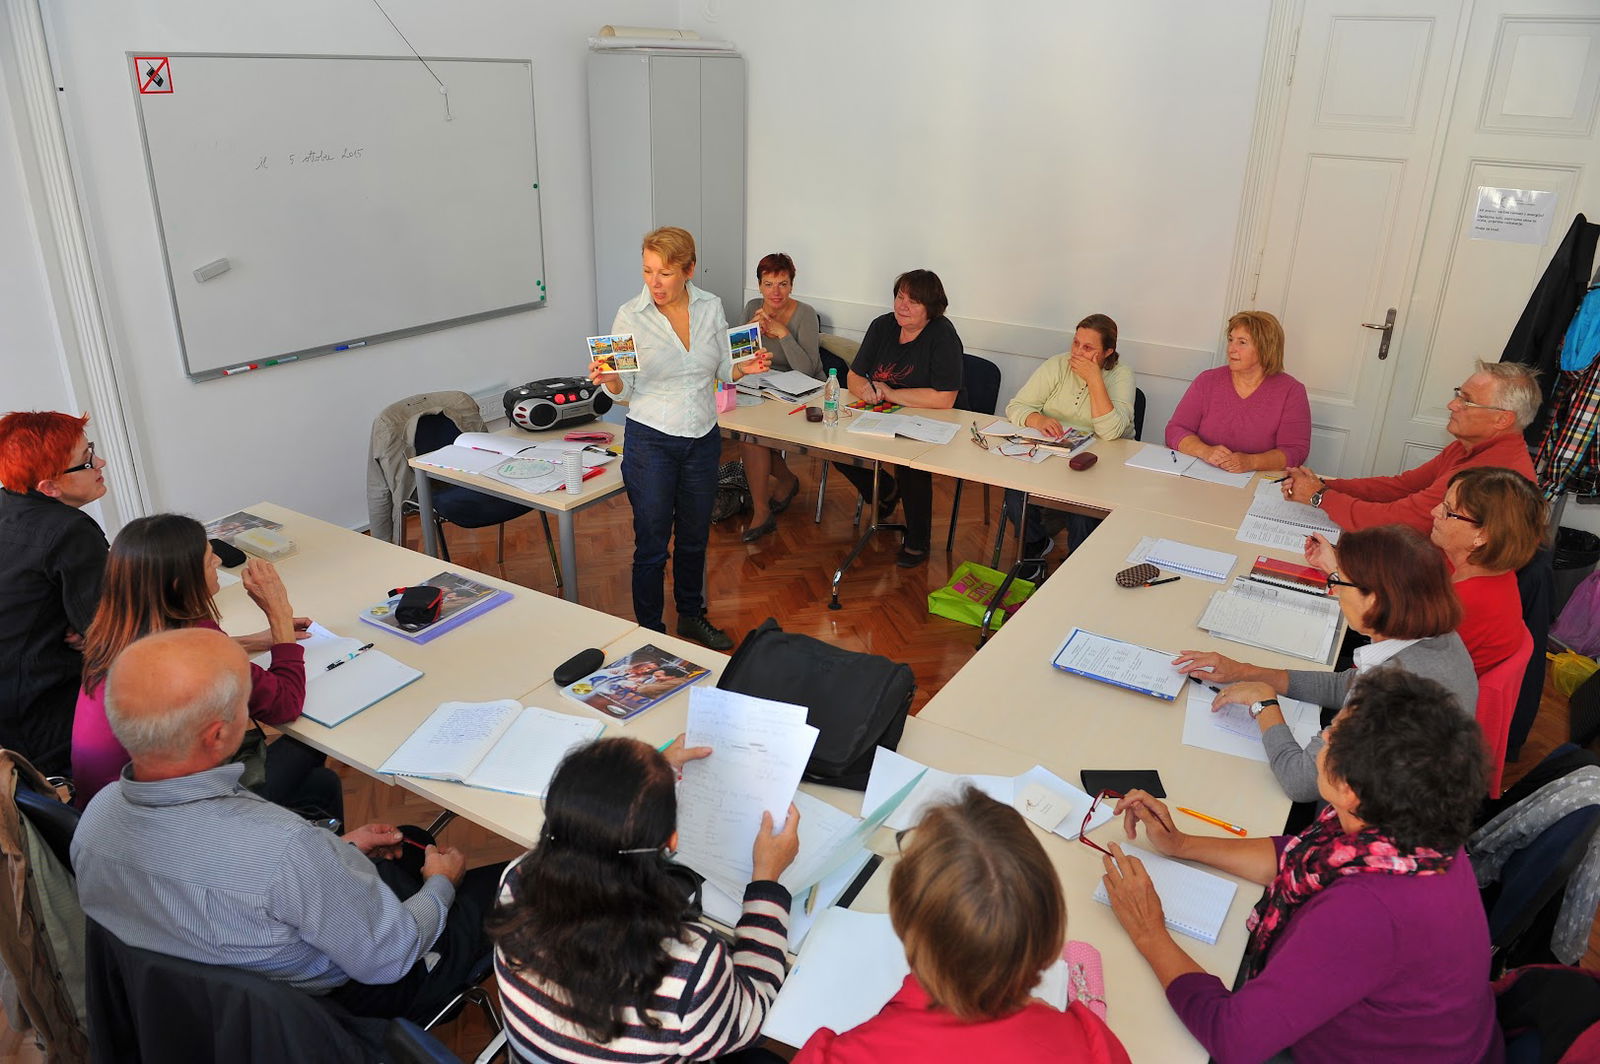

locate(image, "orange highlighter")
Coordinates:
1177 806 1248 836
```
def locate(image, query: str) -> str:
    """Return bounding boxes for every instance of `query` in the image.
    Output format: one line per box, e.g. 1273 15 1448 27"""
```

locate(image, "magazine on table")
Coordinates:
360 571 512 644
204 510 282 541
560 644 711 721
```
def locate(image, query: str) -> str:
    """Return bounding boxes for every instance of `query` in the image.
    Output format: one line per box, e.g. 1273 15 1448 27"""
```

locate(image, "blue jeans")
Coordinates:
621 419 721 631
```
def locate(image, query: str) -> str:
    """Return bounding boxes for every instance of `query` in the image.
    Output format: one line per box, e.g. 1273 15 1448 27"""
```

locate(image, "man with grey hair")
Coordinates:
71 627 504 1023
1279 359 1538 535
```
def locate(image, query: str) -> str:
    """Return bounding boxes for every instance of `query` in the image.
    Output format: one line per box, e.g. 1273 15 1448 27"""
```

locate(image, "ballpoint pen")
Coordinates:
1189 675 1221 693
325 643 374 671
1143 576 1180 587
1177 806 1248 836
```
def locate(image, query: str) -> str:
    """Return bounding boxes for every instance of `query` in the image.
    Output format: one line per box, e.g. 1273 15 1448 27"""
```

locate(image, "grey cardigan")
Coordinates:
741 298 822 378
1262 632 1478 802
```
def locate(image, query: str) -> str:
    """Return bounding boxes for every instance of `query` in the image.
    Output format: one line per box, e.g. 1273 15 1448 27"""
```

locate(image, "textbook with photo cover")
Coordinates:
204 510 282 541
727 323 761 364
360 571 512 644
587 333 639 373
561 643 711 721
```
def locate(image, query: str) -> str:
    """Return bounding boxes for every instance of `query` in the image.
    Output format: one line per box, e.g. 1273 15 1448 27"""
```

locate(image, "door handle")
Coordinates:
1361 308 1397 360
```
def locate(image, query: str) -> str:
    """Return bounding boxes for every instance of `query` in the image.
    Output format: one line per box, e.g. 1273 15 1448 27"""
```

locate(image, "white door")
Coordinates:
1370 1 1600 473
1250 0 1466 478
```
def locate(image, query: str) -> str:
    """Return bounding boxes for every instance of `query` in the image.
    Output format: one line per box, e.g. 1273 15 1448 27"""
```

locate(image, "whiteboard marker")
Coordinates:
222 364 258 375
333 341 367 351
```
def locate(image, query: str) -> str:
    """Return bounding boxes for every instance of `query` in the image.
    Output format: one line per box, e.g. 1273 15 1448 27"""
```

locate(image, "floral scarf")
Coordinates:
1245 804 1454 976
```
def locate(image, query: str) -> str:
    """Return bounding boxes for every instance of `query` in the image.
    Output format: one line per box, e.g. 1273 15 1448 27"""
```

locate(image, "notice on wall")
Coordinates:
1470 186 1558 246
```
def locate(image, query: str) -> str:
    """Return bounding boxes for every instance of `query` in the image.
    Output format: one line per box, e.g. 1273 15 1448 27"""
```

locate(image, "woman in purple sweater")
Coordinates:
71 514 339 818
1101 667 1501 1064
1165 310 1311 472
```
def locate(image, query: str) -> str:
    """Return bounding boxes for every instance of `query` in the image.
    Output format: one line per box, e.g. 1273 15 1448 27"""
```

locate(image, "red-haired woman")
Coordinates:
0 411 110 775
739 252 822 542
1173 525 1476 803
73 513 338 817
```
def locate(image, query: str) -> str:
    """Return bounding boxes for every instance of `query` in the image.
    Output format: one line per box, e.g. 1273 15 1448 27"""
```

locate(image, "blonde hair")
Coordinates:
889 788 1065 1021
641 226 696 271
1227 310 1286 376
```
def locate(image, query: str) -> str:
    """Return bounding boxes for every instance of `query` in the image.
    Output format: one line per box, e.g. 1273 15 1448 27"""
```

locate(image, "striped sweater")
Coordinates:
496 879 791 1063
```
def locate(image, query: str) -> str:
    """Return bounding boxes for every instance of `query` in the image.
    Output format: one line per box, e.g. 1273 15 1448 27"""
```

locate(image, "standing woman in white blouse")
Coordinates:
590 227 769 650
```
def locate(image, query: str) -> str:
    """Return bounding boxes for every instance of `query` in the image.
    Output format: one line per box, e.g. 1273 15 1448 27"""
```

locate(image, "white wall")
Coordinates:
5 0 676 528
679 0 1272 431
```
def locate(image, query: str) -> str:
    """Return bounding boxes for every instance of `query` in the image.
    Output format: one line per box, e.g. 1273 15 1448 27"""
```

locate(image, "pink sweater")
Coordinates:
70 620 305 807
1165 367 1312 466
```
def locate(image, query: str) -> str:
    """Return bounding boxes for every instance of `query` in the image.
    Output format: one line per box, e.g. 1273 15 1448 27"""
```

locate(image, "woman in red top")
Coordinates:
1429 467 1545 675
71 514 338 817
793 789 1130 1064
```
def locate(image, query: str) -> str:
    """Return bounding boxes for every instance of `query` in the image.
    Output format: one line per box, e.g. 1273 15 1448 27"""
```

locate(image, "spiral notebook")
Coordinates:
1092 844 1238 945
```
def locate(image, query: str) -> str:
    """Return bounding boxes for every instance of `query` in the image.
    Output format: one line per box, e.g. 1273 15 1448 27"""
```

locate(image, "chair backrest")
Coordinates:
1486 805 1600 970
385 1017 465 1064
957 353 1001 417
1133 387 1147 442
415 411 464 456
1509 546 1557 761
1479 627 1536 798
16 785 79 872
84 918 388 1062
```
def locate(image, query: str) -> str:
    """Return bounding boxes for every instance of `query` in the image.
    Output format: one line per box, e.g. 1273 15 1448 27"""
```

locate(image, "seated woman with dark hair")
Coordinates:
1103 668 1500 1063
794 788 1130 1062
72 513 336 815
833 269 962 568
1174 524 1476 802
490 736 800 1064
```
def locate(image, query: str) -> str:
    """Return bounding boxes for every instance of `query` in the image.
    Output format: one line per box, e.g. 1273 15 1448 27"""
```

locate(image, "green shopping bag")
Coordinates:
928 561 1036 630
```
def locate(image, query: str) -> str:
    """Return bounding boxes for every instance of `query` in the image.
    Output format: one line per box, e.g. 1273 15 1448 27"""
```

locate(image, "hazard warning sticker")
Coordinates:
134 57 172 95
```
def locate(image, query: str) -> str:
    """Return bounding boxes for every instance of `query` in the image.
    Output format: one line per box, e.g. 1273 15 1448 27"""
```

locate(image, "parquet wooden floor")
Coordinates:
3 444 1593 1062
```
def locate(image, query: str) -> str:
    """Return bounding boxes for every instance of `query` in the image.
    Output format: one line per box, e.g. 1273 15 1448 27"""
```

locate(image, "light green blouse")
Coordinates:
1004 355 1136 440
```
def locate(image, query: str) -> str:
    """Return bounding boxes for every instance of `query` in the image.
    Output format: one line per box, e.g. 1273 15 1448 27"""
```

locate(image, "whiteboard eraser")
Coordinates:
193 258 231 283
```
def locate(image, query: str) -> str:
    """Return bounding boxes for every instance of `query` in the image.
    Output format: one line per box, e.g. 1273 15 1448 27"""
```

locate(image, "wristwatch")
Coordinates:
1308 487 1326 508
1248 698 1279 719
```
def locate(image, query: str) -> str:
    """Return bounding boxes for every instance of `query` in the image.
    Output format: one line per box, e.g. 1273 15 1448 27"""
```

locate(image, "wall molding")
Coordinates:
4 0 147 524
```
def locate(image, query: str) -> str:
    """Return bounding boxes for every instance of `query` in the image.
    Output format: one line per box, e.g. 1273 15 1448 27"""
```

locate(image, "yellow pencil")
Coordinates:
1177 806 1248 836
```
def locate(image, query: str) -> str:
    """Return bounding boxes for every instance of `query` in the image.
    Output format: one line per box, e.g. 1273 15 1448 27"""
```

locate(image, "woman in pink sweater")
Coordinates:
71 514 337 817
1165 310 1311 472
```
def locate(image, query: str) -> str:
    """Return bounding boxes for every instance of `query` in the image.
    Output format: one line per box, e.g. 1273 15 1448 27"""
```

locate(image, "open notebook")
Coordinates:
1092 844 1239 944
378 700 603 796
253 623 421 728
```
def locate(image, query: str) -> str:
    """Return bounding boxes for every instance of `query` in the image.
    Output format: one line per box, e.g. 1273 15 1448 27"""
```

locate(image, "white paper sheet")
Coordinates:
1198 580 1342 663
1245 480 1343 535
1093 845 1238 945
412 444 504 475
379 699 520 780
1051 629 1186 701
1124 443 1192 475
861 747 1012 832
700 847 877 952
1235 513 1341 552
465 706 605 797
1180 686 1323 763
1181 462 1254 488
675 688 819 895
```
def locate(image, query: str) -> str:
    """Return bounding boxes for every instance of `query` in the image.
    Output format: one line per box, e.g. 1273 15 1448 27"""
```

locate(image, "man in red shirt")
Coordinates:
1280 361 1539 534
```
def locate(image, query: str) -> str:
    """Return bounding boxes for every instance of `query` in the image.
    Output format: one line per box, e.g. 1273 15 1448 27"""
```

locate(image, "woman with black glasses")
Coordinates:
0 411 110 775
1172 524 1475 802
490 736 799 1064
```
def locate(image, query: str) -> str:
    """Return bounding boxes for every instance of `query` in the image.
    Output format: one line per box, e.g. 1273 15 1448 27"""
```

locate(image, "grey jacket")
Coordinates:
365 390 486 544
1470 765 1600 965
1262 632 1478 802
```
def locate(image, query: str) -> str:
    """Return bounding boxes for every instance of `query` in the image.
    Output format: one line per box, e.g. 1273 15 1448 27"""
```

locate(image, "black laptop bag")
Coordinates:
716 618 914 789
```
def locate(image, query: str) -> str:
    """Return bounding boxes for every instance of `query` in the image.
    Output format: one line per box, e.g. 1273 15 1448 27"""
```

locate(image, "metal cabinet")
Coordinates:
587 50 746 327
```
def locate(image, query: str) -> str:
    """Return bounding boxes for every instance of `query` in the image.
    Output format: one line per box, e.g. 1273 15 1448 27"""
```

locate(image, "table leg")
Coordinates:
415 471 439 557
978 489 1033 644
829 459 906 610
558 510 579 603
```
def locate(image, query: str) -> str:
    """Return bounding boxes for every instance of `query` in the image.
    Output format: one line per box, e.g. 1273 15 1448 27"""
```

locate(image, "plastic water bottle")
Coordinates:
564 450 584 493
823 368 840 427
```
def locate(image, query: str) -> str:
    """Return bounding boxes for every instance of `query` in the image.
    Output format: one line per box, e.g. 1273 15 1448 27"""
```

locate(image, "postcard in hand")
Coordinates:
727 323 761 364
588 333 640 373
562 643 710 721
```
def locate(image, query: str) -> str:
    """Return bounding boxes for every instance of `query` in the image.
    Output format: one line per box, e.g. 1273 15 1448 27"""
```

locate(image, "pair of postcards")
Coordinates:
586 325 763 374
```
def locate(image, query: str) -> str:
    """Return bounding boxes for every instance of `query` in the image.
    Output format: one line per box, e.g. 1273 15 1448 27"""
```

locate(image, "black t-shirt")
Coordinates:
849 313 964 394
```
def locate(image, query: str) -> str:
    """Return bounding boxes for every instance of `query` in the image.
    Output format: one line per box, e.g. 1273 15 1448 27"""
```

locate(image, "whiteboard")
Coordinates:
129 53 546 381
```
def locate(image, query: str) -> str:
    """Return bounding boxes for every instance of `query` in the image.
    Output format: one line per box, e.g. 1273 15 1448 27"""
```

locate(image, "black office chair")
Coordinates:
946 353 1002 551
411 411 561 587
85 917 392 1062
387 1018 508 1064
1132 386 1147 443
